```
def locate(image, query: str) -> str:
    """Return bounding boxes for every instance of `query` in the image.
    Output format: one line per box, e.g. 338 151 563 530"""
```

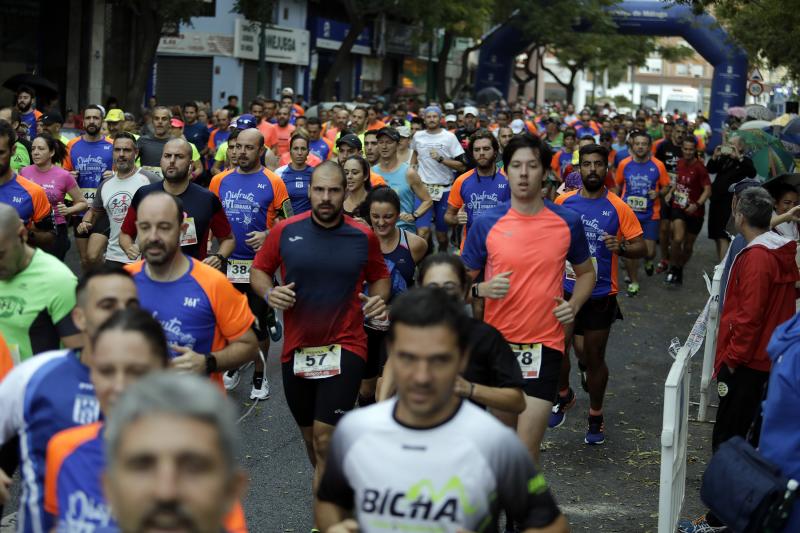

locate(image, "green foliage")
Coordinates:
232 0 276 24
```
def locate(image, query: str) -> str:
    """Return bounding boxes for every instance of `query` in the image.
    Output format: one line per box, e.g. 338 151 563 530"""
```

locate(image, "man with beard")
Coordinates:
16 86 42 139
614 131 672 295
250 161 390 502
125 191 258 389
325 106 350 145
271 106 296 158
208 108 233 158
306 117 332 161
78 132 161 267
455 106 480 151
119 138 235 266
63 105 114 270
136 106 173 173
362 128 380 166
209 128 292 400
654 121 688 273
552 143 645 444
182 101 210 162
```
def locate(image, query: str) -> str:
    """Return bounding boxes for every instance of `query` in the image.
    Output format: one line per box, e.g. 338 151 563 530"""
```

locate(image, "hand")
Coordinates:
398 212 415 223
359 293 386 320
170 345 207 374
327 519 359 533
600 232 621 253
712 145 721 159
647 189 658 200
268 282 296 310
429 148 440 161
0 468 11 505
457 208 468 225
482 271 512 299
686 203 698 215
77 221 92 235
69 170 79 178
553 297 576 325
245 230 267 251
102 170 113 179
125 243 141 260
57 202 71 216
785 205 800 222
202 255 223 269
454 376 473 398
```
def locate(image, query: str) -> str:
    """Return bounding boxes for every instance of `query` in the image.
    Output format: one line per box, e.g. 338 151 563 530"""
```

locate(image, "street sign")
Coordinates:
748 81 764 97
749 67 763 82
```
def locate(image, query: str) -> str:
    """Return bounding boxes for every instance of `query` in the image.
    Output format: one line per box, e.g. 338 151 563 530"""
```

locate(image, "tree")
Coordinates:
675 0 800 81
233 0 278 99
116 0 209 112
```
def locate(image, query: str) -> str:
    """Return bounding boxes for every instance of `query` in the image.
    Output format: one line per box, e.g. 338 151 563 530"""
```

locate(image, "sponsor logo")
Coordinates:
183 297 199 308
360 476 477 523
72 394 100 425
289 236 303 242
0 296 25 317
65 490 112 529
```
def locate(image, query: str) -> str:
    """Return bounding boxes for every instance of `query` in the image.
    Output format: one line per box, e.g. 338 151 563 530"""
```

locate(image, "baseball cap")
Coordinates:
423 105 442 117
728 178 762 194
235 114 258 130
40 112 64 126
106 109 125 122
444 102 455 111
463 106 479 117
376 127 400 142
510 119 526 134
396 126 411 138
281 87 294 97
170 117 185 128
445 114 457 123
336 133 362 151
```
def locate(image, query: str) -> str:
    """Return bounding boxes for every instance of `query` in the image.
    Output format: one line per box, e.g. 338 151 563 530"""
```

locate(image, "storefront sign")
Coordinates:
313 17 372 55
234 19 310 66
158 32 234 57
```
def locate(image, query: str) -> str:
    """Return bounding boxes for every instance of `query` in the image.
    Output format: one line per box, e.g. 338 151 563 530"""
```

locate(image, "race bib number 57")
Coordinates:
293 345 342 379
509 343 542 379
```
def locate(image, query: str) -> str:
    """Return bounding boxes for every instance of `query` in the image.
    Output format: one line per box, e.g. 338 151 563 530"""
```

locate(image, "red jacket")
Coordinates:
715 232 799 374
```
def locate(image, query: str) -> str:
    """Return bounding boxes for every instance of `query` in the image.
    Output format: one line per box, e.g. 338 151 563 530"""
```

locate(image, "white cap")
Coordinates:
444 102 455 111
396 126 411 138
510 119 526 134
445 114 457 123
463 106 479 117
281 87 294 97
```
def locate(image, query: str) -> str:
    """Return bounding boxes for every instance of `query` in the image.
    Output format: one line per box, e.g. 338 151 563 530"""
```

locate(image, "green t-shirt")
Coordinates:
215 141 228 162
11 143 30 173
0 249 78 362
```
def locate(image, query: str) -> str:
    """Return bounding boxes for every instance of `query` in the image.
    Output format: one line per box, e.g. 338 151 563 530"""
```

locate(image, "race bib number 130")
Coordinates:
626 195 647 212
509 343 542 379
293 345 342 379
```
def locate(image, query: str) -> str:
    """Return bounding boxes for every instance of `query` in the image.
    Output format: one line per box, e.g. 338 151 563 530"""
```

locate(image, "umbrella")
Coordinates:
771 113 795 127
2 72 59 99
731 129 796 179
476 86 504 105
727 106 747 119
739 120 772 131
762 173 800 191
781 116 800 136
744 104 775 121
394 87 423 97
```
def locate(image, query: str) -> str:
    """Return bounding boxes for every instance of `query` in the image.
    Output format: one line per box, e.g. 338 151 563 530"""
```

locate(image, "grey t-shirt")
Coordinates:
317 399 562 532
137 135 170 170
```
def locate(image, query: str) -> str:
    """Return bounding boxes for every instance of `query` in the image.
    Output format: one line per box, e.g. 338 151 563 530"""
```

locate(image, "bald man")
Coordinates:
119 138 235 265
124 191 258 387
0 203 81 362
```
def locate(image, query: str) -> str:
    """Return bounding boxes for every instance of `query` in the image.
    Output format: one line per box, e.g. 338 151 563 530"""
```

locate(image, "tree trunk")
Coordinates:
124 3 161 113
540 61 578 105
313 0 367 102
435 30 453 103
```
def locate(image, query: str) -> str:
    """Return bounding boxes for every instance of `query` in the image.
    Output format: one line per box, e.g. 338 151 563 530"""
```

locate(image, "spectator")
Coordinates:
768 182 800 241
707 135 757 261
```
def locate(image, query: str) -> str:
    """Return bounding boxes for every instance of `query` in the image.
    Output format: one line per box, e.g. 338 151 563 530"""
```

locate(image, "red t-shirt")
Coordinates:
672 158 711 217
273 124 296 157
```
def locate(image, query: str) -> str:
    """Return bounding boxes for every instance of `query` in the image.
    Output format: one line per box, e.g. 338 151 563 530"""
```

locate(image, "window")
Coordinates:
639 58 662 74
675 64 689 76
690 64 704 77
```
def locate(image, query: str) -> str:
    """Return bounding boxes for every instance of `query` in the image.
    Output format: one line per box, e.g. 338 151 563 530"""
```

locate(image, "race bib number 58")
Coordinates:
509 343 542 379
293 345 342 379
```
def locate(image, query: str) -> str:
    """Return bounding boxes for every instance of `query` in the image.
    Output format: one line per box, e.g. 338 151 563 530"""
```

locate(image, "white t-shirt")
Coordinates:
93 169 161 262
410 129 464 186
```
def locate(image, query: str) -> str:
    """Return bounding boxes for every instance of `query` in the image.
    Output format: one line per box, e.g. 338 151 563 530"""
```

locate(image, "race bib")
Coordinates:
425 183 446 201
626 195 648 212
293 345 342 379
565 257 597 281
226 259 252 284
180 217 198 246
668 172 677 184
141 166 164 178
80 188 97 203
509 343 543 379
674 190 689 208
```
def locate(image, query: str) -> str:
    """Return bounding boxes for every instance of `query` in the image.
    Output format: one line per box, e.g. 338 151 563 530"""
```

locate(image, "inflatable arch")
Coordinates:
474 0 748 150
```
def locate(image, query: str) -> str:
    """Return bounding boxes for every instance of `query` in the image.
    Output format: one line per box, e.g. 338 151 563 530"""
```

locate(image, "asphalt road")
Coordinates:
3 229 721 533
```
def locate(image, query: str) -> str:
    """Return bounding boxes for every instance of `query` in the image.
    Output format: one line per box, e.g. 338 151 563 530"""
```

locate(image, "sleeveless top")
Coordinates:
383 229 416 291
372 162 415 232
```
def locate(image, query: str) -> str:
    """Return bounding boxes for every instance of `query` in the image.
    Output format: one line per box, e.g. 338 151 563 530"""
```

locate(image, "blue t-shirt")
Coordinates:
65 138 114 190
616 158 669 221
275 164 313 215
183 122 210 155
613 147 630 168
309 138 331 161
449 169 510 236
20 110 38 138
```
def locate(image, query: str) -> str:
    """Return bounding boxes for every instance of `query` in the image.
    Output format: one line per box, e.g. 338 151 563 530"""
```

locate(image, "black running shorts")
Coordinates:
234 283 273 342
519 345 562 403
565 292 623 335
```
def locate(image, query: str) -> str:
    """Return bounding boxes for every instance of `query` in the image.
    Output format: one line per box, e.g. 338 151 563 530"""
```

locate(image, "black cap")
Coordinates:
336 133 362 151
40 112 64 125
728 178 761 195
376 127 400 142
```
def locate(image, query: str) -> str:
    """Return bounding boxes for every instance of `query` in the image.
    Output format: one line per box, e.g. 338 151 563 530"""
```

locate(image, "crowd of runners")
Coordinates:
1 83 799 533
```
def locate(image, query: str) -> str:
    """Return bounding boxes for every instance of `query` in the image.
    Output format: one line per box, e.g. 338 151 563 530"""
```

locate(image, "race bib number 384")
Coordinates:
509 343 542 379
226 259 252 283
293 345 342 379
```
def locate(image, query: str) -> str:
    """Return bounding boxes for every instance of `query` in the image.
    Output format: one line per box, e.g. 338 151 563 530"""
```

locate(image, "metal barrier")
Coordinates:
658 345 693 533
697 265 723 422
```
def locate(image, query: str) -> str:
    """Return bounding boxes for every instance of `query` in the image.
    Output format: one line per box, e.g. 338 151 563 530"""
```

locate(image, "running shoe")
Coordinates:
223 369 240 391
548 388 576 428
655 259 669 274
250 375 270 400
676 515 727 532
578 361 588 392
268 318 283 343
626 282 640 297
665 269 676 285
644 260 655 276
674 267 684 286
585 414 605 445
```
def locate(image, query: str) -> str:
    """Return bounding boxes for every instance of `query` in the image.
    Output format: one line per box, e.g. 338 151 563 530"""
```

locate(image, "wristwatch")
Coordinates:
471 284 480 298
618 241 627 256
205 354 218 375
210 253 227 263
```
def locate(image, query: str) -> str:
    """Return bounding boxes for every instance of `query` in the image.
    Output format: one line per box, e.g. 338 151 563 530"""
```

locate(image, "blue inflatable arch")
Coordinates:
474 0 748 150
